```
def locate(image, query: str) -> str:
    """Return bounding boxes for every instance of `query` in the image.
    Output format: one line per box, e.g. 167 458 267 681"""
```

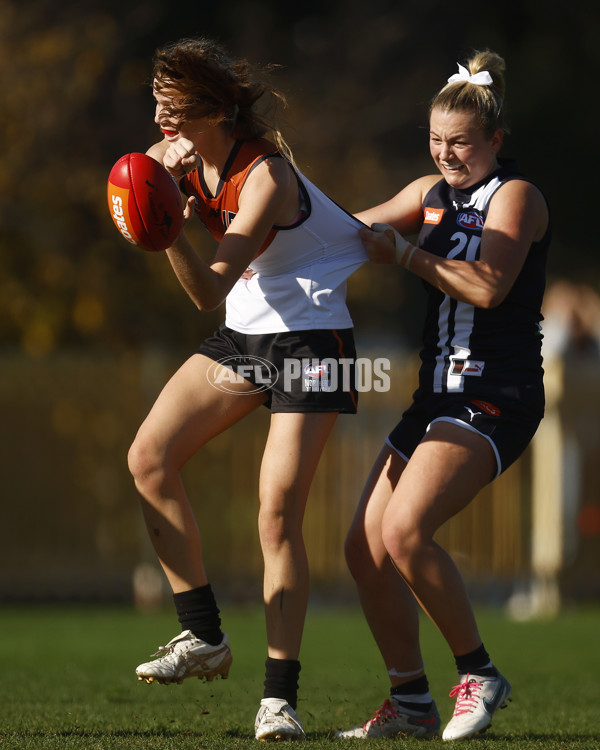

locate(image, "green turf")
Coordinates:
1 604 598 748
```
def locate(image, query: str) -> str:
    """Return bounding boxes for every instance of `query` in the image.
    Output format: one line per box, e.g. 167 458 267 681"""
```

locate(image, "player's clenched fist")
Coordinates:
162 137 201 180
359 223 415 268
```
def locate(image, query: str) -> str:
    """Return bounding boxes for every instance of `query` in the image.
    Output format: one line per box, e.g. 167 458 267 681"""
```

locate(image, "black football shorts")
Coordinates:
197 324 358 413
386 389 544 476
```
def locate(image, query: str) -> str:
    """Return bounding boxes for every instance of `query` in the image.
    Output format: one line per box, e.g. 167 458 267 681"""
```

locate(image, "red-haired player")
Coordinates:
127 37 367 741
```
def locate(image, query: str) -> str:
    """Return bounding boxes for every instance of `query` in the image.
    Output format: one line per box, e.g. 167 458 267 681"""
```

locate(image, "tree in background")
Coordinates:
0 0 596 357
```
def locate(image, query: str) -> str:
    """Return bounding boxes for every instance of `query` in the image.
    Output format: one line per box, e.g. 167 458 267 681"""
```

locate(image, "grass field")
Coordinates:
1 603 599 749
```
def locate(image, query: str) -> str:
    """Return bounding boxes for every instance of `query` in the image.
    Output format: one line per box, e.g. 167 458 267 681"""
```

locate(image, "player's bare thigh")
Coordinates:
130 353 267 473
346 445 406 564
387 420 497 538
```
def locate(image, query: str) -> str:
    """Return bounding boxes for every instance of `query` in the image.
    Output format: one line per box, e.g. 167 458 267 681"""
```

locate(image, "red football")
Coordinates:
107 152 184 252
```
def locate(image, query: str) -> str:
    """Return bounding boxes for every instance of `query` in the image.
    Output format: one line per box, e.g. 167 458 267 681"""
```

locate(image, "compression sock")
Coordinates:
263 657 301 710
391 675 433 713
454 643 498 677
173 584 223 646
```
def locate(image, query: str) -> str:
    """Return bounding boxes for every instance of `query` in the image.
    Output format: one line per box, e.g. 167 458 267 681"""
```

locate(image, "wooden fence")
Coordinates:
1 348 598 609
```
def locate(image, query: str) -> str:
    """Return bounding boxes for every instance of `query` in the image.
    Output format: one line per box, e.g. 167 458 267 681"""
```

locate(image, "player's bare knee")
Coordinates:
257 503 299 551
381 524 421 573
127 436 166 497
258 515 285 550
127 436 145 480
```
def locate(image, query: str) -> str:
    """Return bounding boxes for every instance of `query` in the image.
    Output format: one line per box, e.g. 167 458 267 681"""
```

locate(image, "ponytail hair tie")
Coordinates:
447 63 493 86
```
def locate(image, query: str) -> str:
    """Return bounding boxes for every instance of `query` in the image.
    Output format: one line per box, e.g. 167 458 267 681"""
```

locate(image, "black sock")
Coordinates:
454 643 498 677
173 585 223 646
263 657 301 710
391 675 432 712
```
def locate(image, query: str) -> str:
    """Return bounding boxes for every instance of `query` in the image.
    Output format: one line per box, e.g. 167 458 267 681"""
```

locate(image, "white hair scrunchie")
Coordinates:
448 63 493 86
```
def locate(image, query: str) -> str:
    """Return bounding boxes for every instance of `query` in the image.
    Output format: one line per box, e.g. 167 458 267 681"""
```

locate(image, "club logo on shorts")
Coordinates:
303 361 334 392
206 355 279 394
303 362 330 378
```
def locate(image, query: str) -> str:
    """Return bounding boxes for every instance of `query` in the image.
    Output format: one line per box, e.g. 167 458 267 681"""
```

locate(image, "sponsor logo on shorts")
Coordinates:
464 406 482 422
206 356 392 394
470 399 501 417
424 207 444 224
457 211 484 231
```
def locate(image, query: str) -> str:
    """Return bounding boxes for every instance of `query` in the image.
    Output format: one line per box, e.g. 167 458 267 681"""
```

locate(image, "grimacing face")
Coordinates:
429 107 503 189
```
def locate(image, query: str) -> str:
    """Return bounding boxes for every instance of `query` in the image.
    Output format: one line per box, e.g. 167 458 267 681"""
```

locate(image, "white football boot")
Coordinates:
335 697 441 739
135 629 232 685
442 672 512 740
255 697 306 741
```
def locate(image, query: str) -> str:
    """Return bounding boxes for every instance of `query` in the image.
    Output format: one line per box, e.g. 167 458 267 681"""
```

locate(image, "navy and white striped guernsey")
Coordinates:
415 158 551 406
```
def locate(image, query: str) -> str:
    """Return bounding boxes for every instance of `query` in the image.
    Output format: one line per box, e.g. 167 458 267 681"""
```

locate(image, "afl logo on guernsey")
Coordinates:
457 211 484 231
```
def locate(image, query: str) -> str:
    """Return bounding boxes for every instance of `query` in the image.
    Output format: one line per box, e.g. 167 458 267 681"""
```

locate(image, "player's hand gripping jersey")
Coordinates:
180 139 367 334
416 159 550 403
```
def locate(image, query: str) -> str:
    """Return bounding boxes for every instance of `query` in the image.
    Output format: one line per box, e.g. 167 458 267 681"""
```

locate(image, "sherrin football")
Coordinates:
107 152 184 252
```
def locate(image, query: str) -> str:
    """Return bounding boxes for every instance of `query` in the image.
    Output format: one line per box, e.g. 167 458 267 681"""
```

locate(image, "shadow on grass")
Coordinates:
238 730 600 745
440 732 600 746
2 729 204 739
6 729 599 746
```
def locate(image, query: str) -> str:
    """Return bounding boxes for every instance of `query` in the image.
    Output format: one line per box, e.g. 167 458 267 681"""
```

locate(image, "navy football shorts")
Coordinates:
197 324 358 413
386 389 544 477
